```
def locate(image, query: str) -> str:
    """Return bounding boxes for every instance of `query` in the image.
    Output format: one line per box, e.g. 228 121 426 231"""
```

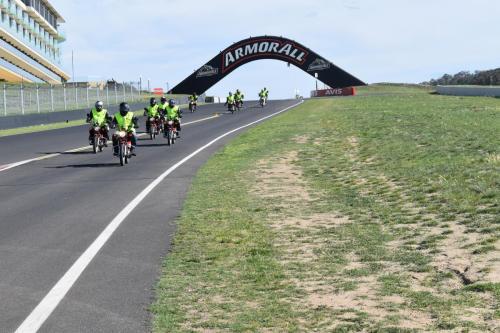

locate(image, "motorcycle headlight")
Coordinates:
168 121 173 125
150 117 154 122
118 131 126 138
94 127 100 131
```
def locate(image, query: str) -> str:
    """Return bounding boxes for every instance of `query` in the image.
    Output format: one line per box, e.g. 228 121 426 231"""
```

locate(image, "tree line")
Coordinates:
422 68 500 86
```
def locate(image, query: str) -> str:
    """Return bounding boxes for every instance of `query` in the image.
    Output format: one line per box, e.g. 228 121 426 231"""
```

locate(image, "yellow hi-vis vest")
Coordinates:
115 112 134 131
91 108 108 126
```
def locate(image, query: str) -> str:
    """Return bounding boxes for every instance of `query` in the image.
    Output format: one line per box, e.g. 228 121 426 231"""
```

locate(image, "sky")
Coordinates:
51 0 500 99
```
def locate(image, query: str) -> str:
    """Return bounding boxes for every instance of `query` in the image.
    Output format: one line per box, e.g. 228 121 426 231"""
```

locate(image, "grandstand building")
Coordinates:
0 0 69 84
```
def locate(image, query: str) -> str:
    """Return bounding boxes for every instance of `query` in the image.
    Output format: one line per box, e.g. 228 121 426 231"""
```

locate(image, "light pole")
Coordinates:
315 72 318 91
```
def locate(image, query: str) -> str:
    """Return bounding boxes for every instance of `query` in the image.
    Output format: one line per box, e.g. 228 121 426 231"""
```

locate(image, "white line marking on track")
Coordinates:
0 114 219 173
14 101 303 333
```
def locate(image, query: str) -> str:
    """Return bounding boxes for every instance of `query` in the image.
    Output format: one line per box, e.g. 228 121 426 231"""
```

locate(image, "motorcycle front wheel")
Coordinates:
119 144 125 166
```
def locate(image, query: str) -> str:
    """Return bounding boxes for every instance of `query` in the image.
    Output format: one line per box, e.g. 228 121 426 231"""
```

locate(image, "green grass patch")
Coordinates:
0 119 87 137
152 85 499 331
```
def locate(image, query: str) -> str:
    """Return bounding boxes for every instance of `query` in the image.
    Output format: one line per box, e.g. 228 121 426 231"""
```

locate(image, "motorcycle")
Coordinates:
235 100 243 111
90 123 108 154
148 117 161 140
227 103 236 114
164 119 177 146
260 97 267 108
116 130 133 166
189 101 197 113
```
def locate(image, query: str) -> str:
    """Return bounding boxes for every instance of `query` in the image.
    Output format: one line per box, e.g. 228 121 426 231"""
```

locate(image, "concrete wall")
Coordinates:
436 86 500 97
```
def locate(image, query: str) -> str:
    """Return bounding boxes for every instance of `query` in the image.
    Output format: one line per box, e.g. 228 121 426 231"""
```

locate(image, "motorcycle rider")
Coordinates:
158 96 168 115
112 102 139 156
259 89 266 103
264 87 269 99
234 89 244 107
225 92 235 111
188 92 198 111
164 99 182 138
86 101 111 146
144 97 160 133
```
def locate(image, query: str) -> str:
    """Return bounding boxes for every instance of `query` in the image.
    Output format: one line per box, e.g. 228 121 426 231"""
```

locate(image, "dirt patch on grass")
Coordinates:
253 151 311 202
486 153 500 164
293 134 309 144
252 151 436 330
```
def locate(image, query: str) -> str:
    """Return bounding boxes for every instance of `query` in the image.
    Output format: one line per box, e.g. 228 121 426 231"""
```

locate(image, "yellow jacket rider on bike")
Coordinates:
112 102 139 156
164 99 182 138
234 89 244 106
189 93 198 112
86 101 111 145
144 97 160 133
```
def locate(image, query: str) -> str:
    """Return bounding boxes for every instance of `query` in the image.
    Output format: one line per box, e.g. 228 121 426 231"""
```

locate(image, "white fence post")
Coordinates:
3 84 7 116
122 82 126 101
106 84 109 106
75 83 78 108
20 84 25 115
114 83 118 104
50 84 54 112
86 85 90 107
36 84 40 113
63 84 67 110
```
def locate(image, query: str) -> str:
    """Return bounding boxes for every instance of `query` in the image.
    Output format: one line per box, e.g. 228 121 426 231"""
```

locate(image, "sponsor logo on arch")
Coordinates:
222 38 309 73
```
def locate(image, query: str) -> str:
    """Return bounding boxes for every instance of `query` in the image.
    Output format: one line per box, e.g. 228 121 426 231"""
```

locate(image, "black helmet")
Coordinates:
168 99 176 107
160 97 167 103
119 102 130 115
150 97 157 106
95 101 104 111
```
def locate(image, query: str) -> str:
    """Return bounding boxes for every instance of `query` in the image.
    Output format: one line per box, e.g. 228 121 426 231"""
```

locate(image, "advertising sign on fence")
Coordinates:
153 88 164 95
311 87 356 97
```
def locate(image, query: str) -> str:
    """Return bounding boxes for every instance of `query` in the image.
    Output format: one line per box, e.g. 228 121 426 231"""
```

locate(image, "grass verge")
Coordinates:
152 87 499 332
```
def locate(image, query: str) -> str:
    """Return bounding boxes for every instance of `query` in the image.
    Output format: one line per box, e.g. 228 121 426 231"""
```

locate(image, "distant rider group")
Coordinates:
224 88 269 113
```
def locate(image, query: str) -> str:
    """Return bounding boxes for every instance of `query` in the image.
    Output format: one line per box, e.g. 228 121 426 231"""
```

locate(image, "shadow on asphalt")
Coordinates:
47 163 120 169
39 151 95 155
137 143 173 147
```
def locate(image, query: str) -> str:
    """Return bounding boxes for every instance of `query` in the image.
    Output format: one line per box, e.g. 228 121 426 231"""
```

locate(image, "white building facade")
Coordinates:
0 0 69 84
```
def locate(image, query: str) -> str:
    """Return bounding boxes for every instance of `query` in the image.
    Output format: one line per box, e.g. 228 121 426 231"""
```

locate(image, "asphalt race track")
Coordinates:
0 100 302 333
